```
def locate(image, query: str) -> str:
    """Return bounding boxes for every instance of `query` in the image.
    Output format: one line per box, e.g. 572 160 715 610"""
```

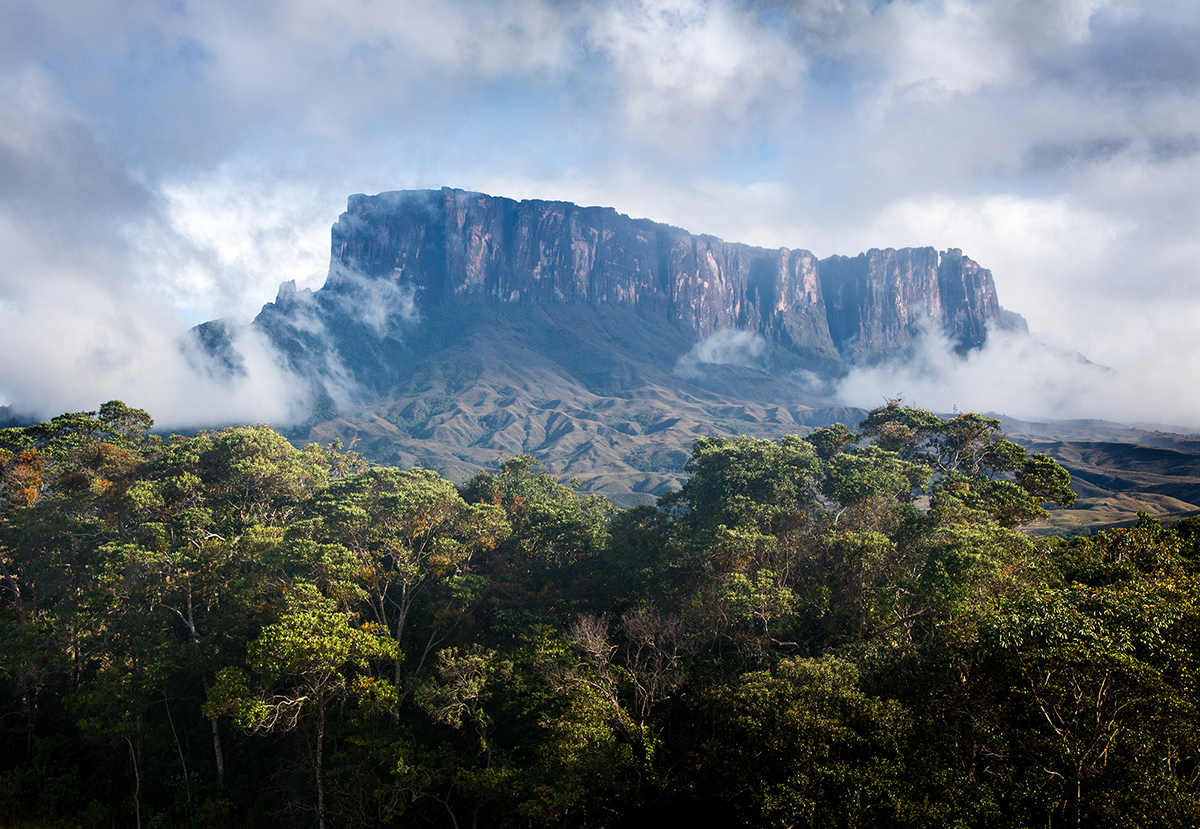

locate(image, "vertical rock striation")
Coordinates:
244 187 1011 386
329 189 838 363
818 247 1003 359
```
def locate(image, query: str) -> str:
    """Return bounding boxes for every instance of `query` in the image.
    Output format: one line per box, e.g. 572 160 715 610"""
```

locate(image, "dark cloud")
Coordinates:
1149 133 1200 163
1083 5 1200 91
0 72 151 262
1023 137 1132 174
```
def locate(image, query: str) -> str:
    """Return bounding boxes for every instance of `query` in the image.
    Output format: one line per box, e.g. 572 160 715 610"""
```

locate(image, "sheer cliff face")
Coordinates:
330 189 835 360
818 247 1002 359
322 187 1004 362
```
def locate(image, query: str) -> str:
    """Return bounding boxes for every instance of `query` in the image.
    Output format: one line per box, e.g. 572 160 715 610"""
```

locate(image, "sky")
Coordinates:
1 0 1198 429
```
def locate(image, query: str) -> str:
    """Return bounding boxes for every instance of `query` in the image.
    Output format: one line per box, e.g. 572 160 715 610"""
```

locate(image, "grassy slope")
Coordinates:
1019 439 1200 536
280 304 1200 531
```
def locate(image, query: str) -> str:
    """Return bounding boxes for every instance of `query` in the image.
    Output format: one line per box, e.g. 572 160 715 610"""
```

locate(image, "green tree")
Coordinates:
301 467 510 690
206 583 397 829
857 402 1074 526
461 456 610 629
804 422 859 461
462 455 610 567
691 656 911 829
820 445 927 512
663 435 821 535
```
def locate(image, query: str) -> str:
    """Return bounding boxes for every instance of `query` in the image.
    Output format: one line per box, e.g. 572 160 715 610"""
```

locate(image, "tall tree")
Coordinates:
206 583 397 829
300 467 510 690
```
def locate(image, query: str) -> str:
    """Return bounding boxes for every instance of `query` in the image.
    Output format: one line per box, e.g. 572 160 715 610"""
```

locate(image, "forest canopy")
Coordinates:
3 401 1200 828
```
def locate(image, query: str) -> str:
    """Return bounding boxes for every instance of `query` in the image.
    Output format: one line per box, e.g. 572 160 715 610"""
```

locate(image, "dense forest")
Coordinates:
3 401 1200 828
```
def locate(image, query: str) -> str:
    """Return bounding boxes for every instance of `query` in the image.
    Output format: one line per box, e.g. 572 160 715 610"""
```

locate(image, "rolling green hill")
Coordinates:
1018 439 1200 535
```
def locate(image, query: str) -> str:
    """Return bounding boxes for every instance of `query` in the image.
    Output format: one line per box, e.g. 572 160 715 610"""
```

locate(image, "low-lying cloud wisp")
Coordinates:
834 320 1200 431
675 328 767 379
324 263 421 337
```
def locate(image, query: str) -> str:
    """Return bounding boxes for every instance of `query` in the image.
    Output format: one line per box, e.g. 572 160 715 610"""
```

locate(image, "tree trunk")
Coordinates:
126 736 142 829
202 678 226 788
163 694 193 821
1074 766 1083 829
135 709 145 773
185 581 198 641
315 700 327 829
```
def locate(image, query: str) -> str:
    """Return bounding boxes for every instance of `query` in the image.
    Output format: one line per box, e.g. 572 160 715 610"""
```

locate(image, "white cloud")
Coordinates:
842 192 1131 337
144 171 341 322
1 0 1199 434
675 328 767 378
835 320 1200 431
0 273 306 427
0 72 305 427
584 0 805 150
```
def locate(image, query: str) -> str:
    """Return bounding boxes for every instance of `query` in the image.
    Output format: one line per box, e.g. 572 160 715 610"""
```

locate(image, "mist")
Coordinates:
834 317 1200 432
675 329 768 379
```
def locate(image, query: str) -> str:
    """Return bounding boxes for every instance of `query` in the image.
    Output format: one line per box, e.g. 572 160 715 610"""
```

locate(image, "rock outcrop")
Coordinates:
819 246 1003 359
329 189 837 364
190 186 1021 410
322 188 1005 366
181 187 1030 491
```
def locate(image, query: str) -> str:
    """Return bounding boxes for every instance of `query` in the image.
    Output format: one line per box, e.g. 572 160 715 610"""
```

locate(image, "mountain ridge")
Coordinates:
185 188 1063 502
323 187 1017 366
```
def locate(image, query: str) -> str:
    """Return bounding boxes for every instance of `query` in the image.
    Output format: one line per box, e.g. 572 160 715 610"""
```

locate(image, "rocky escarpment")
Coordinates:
191 187 1023 406
330 188 837 365
182 187 1032 493
323 188 1012 366
819 246 1005 360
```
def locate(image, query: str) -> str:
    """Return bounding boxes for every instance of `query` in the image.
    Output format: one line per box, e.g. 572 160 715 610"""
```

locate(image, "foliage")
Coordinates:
5 401 1200 829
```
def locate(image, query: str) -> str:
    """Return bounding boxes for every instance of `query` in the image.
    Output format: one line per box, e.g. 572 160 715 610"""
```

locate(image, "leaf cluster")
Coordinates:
5 402 1200 829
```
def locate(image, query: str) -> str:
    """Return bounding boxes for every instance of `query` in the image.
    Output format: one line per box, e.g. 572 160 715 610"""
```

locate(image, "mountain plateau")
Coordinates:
186 189 1046 501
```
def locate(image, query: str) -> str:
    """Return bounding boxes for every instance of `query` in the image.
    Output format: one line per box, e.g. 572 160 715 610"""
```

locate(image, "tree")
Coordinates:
301 467 510 689
804 423 859 461
462 455 610 567
663 435 821 535
975 571 1200 827
206 583 397 829
691 656 911 829
460 456 610 628
820 445 927 512
188 425 338 532
859 402 1074 526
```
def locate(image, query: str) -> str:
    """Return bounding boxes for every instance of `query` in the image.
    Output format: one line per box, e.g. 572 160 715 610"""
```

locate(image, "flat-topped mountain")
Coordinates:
189 188 1025 498
320 188 1012 364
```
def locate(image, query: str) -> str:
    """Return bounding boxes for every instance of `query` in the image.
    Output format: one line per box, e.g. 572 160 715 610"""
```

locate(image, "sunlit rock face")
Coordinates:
323 188 1004 365
210 187 1015 411
819 247 1003 360
328 189 838 363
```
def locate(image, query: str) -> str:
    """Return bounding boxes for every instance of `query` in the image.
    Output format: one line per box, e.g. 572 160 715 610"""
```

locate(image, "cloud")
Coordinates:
184 263 426 420
0 72 304 428
0 0 1198 434
0 272 307 428
583 0 806 152
675 328 767 379
141 171 342 323
323 265 420 336
835 321 1200 432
